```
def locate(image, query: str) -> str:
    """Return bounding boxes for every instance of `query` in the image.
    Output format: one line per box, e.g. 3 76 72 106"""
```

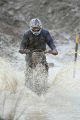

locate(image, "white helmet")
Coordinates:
29 18 42 35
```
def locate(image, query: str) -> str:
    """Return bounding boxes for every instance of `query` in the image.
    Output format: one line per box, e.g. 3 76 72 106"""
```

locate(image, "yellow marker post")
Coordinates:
75 35 79 61
73 34 79 78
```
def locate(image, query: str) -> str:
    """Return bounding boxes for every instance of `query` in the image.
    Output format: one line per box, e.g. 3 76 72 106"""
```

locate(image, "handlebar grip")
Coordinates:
19 49 24 54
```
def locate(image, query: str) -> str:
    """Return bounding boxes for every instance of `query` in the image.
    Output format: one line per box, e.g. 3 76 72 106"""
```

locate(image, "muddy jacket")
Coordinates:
20 29 56 51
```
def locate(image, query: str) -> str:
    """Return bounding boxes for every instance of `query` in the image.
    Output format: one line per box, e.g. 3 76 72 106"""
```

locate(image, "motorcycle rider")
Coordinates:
19 18 58 71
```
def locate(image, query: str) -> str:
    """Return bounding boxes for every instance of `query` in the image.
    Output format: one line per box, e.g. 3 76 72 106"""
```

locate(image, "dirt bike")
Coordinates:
19 49 56 95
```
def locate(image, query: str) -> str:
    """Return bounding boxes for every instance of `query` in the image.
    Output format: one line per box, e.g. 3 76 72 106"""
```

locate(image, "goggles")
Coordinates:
32 27 41 32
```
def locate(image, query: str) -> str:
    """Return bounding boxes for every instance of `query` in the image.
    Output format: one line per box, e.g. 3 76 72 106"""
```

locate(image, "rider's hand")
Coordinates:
19 49 30 54
19 49 24 54
19 49 27 54
51 49 58 55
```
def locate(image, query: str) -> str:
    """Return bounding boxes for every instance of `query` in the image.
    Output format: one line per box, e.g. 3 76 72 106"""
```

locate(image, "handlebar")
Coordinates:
19 49 58 55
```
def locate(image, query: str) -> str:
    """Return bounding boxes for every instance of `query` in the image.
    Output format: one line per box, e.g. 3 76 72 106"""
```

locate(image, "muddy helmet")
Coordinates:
29 18 42 35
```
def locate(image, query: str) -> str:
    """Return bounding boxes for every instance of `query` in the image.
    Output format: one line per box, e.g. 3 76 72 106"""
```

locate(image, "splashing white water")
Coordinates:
0 56 80 120
1 58 25 89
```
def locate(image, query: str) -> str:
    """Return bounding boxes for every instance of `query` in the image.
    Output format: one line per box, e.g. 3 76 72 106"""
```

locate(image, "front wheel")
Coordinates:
25 52 49 95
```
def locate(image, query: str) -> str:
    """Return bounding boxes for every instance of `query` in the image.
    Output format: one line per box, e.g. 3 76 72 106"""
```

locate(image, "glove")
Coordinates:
51 49 58 55
19 49 25 54
19 49 30 54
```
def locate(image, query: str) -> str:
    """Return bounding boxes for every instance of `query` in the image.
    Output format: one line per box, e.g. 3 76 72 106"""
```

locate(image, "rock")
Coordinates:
14 13 25 22
40 0 48 5
0 0 8 6
8 10 15 16
48 7 53 14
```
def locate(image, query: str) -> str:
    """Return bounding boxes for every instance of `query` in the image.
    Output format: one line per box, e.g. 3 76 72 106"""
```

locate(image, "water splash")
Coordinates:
25 64 48 96
0 57 80 120
0 58 18 92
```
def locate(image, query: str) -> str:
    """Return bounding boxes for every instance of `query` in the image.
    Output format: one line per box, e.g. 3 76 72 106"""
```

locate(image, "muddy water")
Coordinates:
0 41 80 120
